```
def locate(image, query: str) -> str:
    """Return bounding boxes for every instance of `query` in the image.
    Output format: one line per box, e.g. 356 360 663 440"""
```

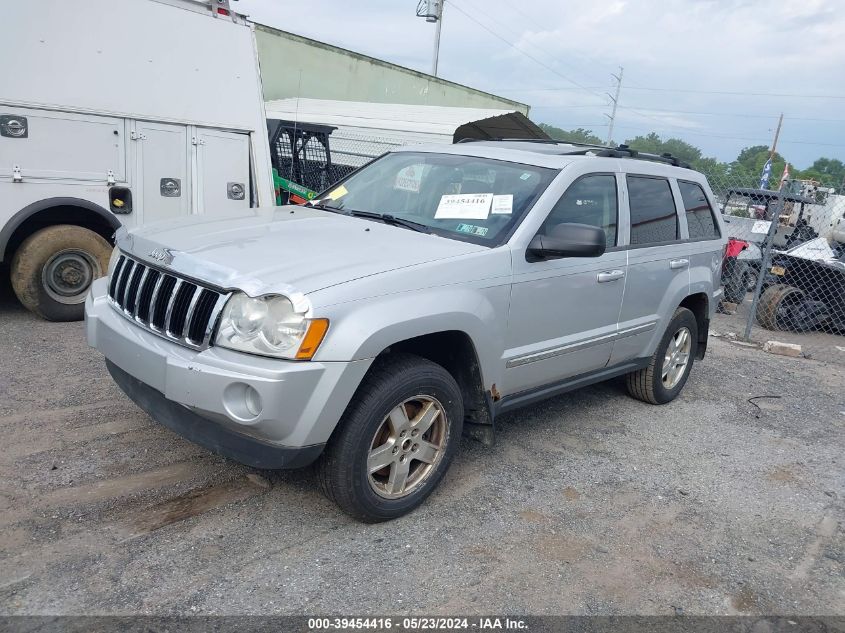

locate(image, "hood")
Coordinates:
118 206 486 296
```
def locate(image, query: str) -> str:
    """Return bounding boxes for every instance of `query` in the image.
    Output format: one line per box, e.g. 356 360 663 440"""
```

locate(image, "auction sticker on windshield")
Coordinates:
434 193 493 220
491 194 513 214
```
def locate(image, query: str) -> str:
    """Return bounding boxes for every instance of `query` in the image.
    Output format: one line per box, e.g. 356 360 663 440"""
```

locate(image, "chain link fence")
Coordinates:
704 170 845 362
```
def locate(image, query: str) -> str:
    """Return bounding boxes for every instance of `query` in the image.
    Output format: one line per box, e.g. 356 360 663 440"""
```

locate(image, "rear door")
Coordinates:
609 174 690 364
134 121 190 225
195 128 250 216
678 179 724 308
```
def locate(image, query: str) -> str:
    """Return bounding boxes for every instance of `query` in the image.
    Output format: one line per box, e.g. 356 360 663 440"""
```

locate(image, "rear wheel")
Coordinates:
10 225 111 321
756 284 812 332
626 307 698 405
317 353 463 522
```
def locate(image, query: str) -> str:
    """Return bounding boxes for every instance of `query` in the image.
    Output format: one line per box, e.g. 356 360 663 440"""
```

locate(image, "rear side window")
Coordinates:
679 180 720 240
626 176 679 245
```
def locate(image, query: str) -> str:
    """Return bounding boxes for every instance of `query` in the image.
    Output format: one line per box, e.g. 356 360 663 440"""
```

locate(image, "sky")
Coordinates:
239 0 845 169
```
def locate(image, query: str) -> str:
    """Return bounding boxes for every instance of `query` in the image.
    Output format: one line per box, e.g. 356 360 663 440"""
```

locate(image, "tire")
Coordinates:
756 284 811 332
10 225 111 321
317 352 464 522
626 307 698 405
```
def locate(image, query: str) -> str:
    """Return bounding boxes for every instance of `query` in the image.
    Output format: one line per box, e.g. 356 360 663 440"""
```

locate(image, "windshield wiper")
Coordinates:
305 201 344 213
347 210 431 233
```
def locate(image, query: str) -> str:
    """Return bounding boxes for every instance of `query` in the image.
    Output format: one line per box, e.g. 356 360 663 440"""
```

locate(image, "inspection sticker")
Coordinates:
434 193 493 219
491 194 513 215
456 223 489 237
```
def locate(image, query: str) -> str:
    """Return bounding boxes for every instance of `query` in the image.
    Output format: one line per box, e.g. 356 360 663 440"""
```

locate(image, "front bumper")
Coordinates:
85 278 371 467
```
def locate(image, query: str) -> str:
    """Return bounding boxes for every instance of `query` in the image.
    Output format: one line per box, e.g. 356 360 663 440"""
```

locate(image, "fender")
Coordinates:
0 197 121 262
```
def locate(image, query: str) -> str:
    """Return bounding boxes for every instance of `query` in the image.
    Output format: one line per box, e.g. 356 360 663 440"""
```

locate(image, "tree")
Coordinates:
538 123 604 145
623 132 702 164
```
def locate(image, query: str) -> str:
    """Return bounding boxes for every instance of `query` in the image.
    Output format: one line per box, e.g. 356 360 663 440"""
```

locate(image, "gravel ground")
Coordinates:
0 280 843 616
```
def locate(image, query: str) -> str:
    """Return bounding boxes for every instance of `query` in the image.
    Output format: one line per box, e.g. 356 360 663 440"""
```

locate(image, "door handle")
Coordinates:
597 270 625 283
670 259 690 270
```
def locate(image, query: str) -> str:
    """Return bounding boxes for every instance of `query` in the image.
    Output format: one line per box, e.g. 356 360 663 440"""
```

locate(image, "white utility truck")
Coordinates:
0 0 273 320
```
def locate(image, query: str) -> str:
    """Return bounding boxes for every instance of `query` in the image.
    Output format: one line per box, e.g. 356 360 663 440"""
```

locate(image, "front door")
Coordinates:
503 173 626 395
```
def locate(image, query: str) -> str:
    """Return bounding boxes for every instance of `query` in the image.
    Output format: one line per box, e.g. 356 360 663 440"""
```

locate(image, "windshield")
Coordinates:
314 151 558 246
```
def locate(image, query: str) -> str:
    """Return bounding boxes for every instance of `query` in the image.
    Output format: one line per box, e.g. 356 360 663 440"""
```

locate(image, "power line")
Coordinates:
493 85 845 100
445 1 606 102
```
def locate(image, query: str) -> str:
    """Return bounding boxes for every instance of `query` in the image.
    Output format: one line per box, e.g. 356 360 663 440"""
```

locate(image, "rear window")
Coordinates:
626 176 679 245
679 180 720 240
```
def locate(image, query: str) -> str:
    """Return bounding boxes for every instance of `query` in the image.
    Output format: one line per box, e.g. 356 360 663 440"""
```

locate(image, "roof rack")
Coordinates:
576 144 691 169
454 138 692 169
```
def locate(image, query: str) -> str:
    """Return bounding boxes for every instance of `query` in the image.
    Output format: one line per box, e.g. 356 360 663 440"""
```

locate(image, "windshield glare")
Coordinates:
316 152 558 245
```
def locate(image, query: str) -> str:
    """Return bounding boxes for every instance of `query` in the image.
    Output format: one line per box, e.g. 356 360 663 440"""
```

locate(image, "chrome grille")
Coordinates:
107 254 228 350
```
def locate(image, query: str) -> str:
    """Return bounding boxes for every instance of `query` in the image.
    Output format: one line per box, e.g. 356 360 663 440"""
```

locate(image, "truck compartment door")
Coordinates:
134 122 190 225
195 129 250 216
0 108 124 182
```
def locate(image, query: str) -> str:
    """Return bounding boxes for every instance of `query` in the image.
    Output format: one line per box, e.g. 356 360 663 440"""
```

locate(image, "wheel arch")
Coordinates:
380 330 494 435
679 292 710 360
1 197 121 264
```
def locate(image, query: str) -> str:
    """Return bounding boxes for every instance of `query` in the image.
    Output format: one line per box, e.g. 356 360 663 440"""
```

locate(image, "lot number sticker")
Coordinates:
434 193 493 219
752 220 771 234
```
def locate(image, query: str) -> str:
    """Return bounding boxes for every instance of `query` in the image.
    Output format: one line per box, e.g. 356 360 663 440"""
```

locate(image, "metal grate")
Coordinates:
107 254 228 350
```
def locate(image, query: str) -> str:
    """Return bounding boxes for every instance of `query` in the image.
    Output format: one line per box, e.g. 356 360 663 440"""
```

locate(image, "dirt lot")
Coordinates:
1 282 843 616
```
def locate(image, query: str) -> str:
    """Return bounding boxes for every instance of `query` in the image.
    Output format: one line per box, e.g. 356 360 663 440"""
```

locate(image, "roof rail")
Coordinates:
563 144 691 169
453 138 692 169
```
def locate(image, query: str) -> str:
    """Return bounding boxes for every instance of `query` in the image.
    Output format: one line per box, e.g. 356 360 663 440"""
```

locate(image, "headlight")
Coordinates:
215 292 329 360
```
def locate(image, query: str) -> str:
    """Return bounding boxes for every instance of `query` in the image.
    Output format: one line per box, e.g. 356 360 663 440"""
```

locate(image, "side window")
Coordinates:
541 174 618 247
626 176 679 245
679 180 720 240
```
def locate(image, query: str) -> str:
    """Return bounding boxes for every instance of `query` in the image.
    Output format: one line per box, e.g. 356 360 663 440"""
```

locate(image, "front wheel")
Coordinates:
10 225 112 321
317 353 464 522
626 307 698 405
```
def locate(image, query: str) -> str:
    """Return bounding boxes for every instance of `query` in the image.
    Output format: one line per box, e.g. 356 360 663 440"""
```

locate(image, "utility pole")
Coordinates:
605 66 623 146
416 0 444 77
768 113 784 160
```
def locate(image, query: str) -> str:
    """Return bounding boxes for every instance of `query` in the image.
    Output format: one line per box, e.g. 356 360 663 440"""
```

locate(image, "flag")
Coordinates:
759 158 773 189
778 163 790 190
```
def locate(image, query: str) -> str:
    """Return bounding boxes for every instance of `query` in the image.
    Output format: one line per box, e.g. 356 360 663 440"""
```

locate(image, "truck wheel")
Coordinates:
756 284 811 332
626 307 698 405
10 225 111 321
317 353 464 522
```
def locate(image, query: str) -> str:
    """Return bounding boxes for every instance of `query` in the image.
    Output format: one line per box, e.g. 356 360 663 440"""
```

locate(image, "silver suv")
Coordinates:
85 140 726 521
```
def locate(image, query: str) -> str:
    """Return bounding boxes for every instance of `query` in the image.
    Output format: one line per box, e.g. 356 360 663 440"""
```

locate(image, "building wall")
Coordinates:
255 25 529 115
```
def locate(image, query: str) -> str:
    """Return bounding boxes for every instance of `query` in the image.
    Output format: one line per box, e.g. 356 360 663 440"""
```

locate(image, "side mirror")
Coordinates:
527 222 606 260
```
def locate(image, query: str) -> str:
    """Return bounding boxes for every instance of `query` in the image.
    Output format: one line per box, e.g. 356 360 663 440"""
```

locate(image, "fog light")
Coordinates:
245 385 262 417
223 382 263 421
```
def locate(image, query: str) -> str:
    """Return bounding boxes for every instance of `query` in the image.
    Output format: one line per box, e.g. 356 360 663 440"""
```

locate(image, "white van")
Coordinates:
0 0 273 320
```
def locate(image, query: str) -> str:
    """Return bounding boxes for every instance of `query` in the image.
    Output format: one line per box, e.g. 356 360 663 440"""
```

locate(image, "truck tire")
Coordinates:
10 225 111 321
317 352 464 522
626 307 698 405
756 284 811 332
